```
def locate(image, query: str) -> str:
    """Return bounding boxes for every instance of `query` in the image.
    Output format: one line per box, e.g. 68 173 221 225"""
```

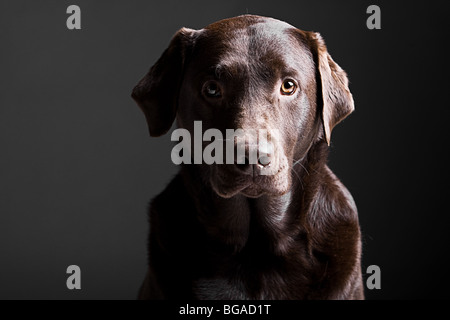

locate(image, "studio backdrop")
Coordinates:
0 0 448 300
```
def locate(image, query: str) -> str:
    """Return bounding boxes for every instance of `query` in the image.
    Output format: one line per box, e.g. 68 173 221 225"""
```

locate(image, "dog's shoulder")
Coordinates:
147 174 198 245
307 165 358 227
305 164 361 267
303 165 362 299
149 173 187 215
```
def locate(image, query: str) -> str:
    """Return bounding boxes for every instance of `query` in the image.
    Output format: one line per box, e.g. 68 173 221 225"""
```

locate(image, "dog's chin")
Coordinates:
210 165 291 199
211 179 290 199
239 184 266 198
210 179 249 198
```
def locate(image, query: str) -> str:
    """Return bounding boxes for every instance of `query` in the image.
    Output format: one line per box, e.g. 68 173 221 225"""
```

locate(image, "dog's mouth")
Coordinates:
210 164 290 199
240 183 266 198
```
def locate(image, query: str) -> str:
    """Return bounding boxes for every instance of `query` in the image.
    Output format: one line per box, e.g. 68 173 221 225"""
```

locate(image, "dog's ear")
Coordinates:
306 32 354 145
132 28 196 137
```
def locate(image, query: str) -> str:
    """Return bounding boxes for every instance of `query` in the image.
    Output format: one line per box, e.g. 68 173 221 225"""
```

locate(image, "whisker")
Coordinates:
292 158 310 176
290 166 304 189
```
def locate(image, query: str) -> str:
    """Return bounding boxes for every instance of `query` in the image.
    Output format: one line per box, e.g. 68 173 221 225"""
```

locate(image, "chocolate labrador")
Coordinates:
132 15 364 300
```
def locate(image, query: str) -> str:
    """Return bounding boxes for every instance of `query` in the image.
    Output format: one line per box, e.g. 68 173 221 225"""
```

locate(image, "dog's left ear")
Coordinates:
306 32 354 145
132 27 197 137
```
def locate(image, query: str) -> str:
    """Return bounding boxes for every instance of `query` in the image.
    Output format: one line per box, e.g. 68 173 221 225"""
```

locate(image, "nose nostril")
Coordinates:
258 155 271 167
235 154 271 171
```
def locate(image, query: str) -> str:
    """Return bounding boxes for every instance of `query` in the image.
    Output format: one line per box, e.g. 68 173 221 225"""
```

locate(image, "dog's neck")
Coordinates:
181 140 329 255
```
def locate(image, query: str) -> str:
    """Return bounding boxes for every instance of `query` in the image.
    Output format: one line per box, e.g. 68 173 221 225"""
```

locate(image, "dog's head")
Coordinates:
132 15 354 198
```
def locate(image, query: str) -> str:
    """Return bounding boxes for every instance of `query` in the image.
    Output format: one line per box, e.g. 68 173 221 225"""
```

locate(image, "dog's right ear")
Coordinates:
132 28 196 137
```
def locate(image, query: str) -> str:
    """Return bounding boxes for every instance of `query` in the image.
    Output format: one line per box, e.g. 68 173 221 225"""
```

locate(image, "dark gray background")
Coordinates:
0 0 448 299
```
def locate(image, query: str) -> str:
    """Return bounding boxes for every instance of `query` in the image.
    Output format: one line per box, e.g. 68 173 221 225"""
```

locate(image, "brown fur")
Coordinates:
132 15 363 300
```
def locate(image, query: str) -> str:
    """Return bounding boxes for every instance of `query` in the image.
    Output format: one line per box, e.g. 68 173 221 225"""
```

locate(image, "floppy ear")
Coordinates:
307 32 354 145
131 28 196 137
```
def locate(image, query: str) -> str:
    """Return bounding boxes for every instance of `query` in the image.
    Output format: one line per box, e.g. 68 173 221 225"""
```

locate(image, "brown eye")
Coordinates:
280 79 297 95
203 81 222 98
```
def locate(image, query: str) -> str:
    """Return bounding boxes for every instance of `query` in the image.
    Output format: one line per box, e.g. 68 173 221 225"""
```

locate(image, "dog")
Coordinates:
132 15 364 300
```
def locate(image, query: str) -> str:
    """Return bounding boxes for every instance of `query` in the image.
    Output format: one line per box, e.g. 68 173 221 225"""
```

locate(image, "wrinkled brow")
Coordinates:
211 62 249 79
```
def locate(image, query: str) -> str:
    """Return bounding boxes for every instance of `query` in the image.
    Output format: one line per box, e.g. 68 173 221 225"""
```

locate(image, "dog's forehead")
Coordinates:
203 15 294 38
195 16 307 70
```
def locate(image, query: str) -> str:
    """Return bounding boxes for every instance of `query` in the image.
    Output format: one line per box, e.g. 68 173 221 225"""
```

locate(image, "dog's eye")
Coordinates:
280 79 297 95
203 81 222 98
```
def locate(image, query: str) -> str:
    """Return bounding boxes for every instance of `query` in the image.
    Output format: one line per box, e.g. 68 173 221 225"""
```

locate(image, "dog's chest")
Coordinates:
192 252 311 299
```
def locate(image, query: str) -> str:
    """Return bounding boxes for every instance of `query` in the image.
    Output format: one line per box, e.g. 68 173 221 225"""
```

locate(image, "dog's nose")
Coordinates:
235 148 272 174
232 131 274 174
